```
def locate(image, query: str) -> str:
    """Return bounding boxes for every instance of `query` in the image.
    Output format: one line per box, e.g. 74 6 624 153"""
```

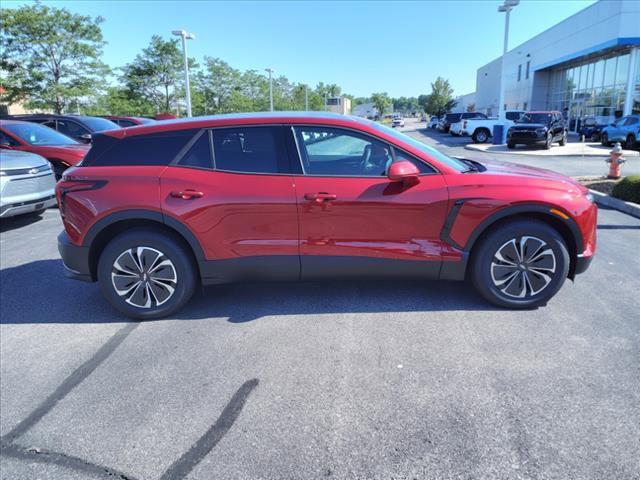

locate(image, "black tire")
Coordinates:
559 130 567 146
97 228 197 320
470 219 570 309
544 132 553 150
626 134 636 150
507 142 516 149
472 128 490 144
601 132 609 147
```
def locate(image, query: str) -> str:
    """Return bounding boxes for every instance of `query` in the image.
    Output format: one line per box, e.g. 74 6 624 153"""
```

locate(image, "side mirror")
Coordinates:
79 133 92 143
387 160 420 186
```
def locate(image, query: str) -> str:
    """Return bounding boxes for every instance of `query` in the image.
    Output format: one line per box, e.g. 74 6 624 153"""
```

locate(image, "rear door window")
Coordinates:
212 126 286 174
57 120 89 138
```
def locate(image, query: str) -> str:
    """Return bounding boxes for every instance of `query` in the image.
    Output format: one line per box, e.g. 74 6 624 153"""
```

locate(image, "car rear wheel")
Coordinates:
626 134 636 150
470 219 569 309
97 228 197 320
559 130 567 146
472 129 490 143
601 132 609 146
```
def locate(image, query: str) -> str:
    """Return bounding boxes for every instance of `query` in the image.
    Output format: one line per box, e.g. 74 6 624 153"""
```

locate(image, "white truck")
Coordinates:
452 111 525 143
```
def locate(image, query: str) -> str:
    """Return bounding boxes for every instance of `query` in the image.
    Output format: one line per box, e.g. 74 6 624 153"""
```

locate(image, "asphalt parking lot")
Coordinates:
1 171 640 478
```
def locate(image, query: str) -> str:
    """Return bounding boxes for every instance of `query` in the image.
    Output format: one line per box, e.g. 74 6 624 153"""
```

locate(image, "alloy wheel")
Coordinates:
111 246 178 308
490 236 556 299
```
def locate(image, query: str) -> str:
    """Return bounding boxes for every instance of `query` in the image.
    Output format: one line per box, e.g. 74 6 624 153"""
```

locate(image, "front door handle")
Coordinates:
304 192 337 202
170 189 204 200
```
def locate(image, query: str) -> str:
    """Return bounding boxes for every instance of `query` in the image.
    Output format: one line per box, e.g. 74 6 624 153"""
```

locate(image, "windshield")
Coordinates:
517 113 552 124
3 122 79 146
80 117 121 131
369 121 467 172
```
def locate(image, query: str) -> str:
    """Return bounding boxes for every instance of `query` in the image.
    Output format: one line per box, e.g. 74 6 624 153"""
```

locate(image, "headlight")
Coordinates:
0 170 6 176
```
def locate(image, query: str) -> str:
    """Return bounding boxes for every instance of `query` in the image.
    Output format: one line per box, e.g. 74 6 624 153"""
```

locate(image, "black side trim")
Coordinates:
440 200 465 250
58 231 92 282
301 255 441 281
574 255 593 276
199 256 301 285
82 209 206 261
439 252 469 281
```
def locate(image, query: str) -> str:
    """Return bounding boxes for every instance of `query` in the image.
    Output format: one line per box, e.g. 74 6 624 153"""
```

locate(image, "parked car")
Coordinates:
0 120 89 179
100 115 157 128
578 116 605 142
428 116 441 129
442 112 487 134
507 111 567 149
1 150 57 218
420 114 428 122
451 111 525 143
56 112 596 319
2 114 120 144
600 115 639 149
392 117 405 128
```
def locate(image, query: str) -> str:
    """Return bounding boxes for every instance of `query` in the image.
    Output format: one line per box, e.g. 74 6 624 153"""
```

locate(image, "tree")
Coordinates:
84 87 156 116
424 77 456 116
371 92 391 117
0 2 109 113
122 35 195 113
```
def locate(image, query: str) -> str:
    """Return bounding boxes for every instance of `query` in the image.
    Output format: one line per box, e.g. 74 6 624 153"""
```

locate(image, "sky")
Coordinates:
6 0 597 98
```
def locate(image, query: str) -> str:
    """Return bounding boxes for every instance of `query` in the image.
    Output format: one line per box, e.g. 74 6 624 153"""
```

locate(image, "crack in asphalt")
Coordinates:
1 323 140 445
0 442 139 480
0 322 260 480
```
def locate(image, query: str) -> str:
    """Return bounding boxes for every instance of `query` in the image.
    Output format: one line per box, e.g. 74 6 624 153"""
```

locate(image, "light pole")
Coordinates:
172 29 195 117
497 0 519 133
265 67 275 111
304 85 309 111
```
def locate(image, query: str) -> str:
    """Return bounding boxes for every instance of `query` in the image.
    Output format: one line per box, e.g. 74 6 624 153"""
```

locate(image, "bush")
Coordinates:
611 175 640 204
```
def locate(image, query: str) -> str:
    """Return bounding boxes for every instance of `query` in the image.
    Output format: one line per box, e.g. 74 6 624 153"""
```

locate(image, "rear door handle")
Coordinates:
170 189 204 200
304 192 337 202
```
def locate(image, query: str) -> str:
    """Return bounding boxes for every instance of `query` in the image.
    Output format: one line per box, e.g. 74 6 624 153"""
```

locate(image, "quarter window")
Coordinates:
212 127 284 174
178 131 213 169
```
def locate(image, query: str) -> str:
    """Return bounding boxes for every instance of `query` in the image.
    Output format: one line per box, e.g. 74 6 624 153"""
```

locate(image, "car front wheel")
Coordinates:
470 219 570 309
97 228 197 320
601 132 609 146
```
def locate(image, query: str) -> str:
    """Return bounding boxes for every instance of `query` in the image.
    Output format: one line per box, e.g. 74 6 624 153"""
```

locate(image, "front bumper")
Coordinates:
0 194 56 218
58 231 93 282
507 131 546 144
574 254 593 276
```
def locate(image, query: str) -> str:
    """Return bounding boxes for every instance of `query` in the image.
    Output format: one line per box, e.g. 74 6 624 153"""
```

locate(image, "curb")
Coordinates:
589 189 640 219
464 143 640 157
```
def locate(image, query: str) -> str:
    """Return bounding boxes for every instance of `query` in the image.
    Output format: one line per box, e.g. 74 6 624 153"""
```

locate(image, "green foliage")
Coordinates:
84 87 156 116
424 77 456 116
371 92 391 117
612 175 640 204
0 2 109 113
121 35 196 113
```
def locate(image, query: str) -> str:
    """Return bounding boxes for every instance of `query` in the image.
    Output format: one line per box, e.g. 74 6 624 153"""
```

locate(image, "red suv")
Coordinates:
56 113 597 319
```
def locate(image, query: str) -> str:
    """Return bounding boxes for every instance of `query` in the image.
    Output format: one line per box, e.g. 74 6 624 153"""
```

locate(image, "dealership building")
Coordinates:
472 0 639 131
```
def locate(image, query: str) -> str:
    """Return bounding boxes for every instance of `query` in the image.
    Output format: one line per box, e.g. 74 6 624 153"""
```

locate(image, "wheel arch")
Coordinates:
83 209 205 281
464 204 582 279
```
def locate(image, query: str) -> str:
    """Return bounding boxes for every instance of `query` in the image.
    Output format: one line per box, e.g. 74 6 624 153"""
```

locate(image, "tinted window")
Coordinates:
57 120 89 138
178 131 212 169
84 130 197 166
294 126 392 177
117 120 136 128
80 117 120 131
212 127 283 174
624 117 638 125
505 111 521 121
0 130 20 146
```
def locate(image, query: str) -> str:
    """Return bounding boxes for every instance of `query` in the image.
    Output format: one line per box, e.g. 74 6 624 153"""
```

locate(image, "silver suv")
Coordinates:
0 150 56 218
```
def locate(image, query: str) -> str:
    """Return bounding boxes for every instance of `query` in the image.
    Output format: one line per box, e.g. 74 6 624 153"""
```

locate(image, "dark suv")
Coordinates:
2 114 120 143
507 111 567 149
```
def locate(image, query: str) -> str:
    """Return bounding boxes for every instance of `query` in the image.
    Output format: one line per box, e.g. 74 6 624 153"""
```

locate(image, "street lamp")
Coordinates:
172 29 195 117
265 67 275 111
497 0 519 135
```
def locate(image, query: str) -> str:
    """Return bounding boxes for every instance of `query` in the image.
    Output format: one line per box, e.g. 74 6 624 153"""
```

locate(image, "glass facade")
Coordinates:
546 48 640 130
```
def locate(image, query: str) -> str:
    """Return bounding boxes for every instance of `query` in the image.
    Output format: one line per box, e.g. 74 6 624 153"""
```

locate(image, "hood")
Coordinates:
0 150 49 170
510 123 548 130
463 157 587 193
36 144 89 156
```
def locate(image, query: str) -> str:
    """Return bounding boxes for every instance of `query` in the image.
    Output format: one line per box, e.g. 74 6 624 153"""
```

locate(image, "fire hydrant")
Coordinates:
606 142 626 179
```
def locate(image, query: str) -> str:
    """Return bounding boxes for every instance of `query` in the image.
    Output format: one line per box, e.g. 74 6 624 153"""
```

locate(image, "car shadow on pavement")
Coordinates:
1 259 500 324
0 212 47 233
